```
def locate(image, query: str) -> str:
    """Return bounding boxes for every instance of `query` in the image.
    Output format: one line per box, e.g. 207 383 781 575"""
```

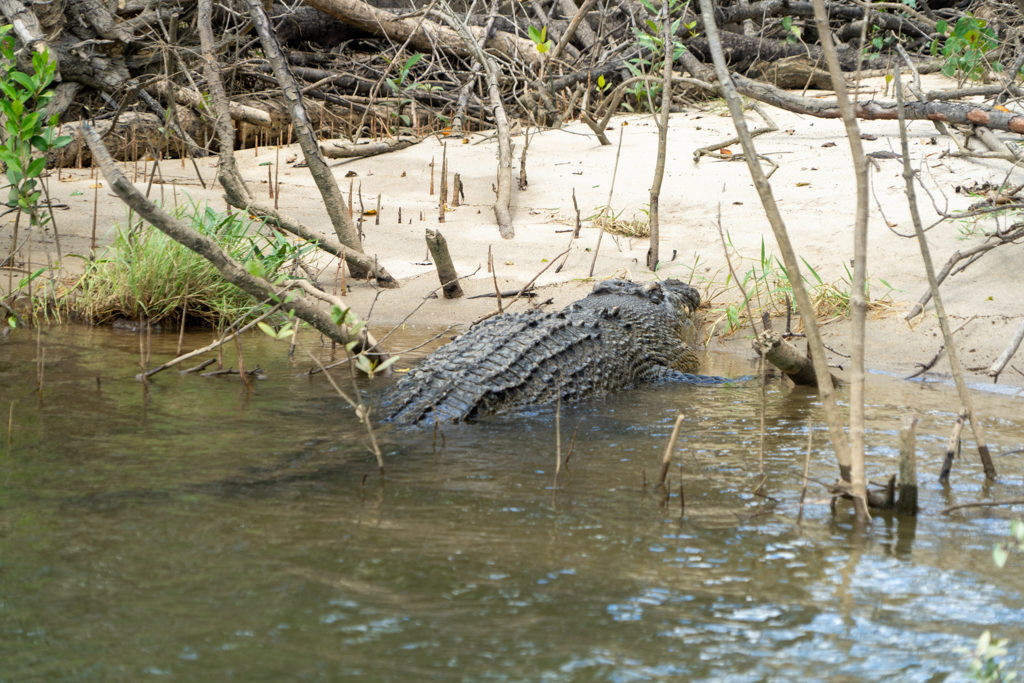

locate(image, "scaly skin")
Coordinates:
380 279 702 426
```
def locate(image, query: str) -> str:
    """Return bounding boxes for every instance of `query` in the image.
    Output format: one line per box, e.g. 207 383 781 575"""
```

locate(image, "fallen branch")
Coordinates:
140 302 283 379
246 0 372 267
906 224 1024 321
753 328 840 388
322 137 419 159
302 0 543 70
150 79 272 127
197 0 396 286
942 499 1024 515
989 320 1024 382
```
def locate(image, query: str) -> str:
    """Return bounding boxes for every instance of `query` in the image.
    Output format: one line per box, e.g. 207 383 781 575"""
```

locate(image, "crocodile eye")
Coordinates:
642 282 663 303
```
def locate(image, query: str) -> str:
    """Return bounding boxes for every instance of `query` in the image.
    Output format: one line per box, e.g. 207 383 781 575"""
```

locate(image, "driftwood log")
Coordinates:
753 329 841 389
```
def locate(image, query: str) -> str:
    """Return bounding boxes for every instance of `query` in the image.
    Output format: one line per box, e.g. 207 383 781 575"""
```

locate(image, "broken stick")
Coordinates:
425 228 463 299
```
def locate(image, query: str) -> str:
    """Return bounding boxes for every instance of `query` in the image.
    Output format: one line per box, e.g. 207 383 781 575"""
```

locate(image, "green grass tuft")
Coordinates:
64 201 307 327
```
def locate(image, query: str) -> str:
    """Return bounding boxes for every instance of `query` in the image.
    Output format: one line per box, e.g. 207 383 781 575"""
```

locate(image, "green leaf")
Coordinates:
404 52 425 70
355 354 373 374
330 304 350 325
528 25 542 43
1012 519 1024 543
9 70 35 93
16 266 46 289
935 19 948 34
257 321 277 338
597 74 606 89
375 355 400 373
244 259 267 278
994 544 1009 568
26 156 45 178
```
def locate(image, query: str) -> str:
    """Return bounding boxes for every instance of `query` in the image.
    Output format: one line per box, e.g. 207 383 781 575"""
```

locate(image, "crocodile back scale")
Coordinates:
379 279 702 426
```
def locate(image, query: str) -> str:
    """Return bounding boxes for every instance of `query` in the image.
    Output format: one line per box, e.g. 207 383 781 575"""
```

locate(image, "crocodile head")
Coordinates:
589 278 702 371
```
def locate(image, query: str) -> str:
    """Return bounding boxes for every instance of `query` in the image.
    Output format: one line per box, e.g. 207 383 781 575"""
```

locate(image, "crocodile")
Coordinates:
380 278 708 426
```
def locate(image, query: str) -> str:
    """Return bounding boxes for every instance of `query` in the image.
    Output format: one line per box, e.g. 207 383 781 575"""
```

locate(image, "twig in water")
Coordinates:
181 358 215 374
897 415 919 515
7 401 13 453
139 303 282 379
941 499 1024 515
563 422 580 470
305 349 383 471
939 409 966 484
553 390 562 490
657 413 685 488
234 330 253 393
797 418 813 526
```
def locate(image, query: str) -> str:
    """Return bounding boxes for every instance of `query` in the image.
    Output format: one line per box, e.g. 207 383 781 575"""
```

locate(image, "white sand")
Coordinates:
17 74 1024 388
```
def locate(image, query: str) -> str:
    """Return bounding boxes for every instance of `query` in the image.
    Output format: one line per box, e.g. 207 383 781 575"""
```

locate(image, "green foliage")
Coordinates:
0 24 73 327
383 52 439 128
956 520 1024 682
931 14 1001 84
527 25 553 54
68 201 308 326
385 52 425 94
960 631 1017 682
780 16 802 45
0 26 71 215
993 519 1024 568
714 237 894 334
624 0 692 112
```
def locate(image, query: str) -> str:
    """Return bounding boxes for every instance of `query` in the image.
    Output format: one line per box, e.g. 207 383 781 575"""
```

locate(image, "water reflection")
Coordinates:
1 326 1023 680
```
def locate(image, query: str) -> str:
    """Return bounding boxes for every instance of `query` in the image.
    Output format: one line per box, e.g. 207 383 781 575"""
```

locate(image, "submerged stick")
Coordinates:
939 410 966 484
896 415 919 515
140 304 281 379
797 418 813 525
657 413 685 488
553 391 562 489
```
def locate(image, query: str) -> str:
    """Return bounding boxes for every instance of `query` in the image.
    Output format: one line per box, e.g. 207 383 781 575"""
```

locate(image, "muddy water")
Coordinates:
2 326 1023 680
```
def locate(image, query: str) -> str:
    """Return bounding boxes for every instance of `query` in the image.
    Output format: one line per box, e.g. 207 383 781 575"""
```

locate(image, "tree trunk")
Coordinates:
246 0 373 272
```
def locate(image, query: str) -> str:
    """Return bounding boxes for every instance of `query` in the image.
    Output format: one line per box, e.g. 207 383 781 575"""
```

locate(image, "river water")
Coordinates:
2 325 1023 681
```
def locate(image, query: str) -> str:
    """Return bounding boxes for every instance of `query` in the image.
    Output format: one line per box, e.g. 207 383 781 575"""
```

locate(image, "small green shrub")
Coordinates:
0 24 73 325
67 202 309 327
931 14 1001 85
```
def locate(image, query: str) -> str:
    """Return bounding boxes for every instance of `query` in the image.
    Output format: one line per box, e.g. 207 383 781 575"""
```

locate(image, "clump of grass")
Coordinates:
713 237 896 334
590 206 650 237
65 201 306 327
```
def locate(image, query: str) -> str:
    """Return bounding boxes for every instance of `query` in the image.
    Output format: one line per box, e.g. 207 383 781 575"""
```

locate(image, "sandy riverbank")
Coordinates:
8 74 1024 392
